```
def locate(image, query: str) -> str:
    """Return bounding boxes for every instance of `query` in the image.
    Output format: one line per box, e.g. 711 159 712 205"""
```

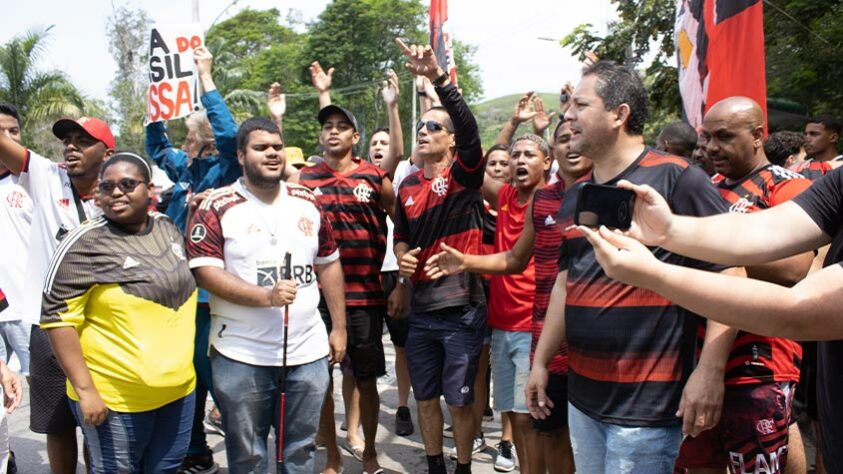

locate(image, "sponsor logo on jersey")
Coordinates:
313 187 323 196
58 198 70 208
405 196 414 207
123 256 141 270
288 186 316 202
171 242 186 260
212 193 240 211
545 214 556 226
190 224 207 243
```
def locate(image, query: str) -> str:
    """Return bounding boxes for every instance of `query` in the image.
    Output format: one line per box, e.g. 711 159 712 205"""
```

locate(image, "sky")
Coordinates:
3 0 617 104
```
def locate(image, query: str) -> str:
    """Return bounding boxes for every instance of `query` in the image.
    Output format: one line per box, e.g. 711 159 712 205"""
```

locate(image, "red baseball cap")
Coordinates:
52 117 116 150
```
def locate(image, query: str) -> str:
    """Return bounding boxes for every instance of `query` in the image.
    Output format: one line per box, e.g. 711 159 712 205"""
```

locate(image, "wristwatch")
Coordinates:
398 276 409 286
432 72 449 87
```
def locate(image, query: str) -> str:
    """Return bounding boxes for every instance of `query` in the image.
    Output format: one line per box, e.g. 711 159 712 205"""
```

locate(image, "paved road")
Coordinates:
7 336 511 473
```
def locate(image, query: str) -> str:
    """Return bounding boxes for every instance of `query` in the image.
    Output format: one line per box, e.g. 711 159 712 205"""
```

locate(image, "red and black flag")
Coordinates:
676 0 766 131
0 288 7 313
429 0 458 85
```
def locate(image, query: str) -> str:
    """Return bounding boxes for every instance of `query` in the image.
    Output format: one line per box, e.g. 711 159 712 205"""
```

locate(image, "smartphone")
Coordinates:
574 183 636 230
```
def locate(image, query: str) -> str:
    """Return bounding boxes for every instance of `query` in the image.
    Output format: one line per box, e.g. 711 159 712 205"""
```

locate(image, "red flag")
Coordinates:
429 0 458 85
676 0 767 132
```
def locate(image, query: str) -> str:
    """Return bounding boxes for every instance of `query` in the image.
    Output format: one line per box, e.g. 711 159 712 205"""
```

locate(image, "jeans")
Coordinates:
490 329 531 413
0 320 31 376
211 349 330 474
188 305 216 456
70 392 195 474
568 402 682 474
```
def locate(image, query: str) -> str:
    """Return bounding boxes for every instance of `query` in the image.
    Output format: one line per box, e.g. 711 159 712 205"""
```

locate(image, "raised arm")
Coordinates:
495 92 535 146
378 69 404 179
310 61 334 109
267 82 286 136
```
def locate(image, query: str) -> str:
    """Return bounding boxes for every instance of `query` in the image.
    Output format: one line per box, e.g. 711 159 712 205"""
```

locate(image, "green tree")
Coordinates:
562 0 678 141
0 26 88 143
105 2 152 151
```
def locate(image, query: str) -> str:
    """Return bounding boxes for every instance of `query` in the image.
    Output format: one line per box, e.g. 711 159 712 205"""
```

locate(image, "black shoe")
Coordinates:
7 450 16 474
395 406 414 436
483 407 494 421
178 453 219 474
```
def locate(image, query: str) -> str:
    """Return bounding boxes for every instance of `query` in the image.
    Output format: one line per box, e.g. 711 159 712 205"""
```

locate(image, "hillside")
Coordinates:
471 92 559 150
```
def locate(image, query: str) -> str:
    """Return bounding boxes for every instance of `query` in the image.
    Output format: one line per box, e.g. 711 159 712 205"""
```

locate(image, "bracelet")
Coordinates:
417 91 428 97
431 72 449 87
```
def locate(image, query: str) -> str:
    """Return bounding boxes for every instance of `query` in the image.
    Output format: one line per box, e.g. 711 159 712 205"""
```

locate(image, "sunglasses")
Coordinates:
416 120 452 134
98 178 147 194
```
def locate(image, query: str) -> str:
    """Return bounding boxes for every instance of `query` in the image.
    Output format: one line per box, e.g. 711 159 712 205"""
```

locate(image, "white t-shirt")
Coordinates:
187 180 340 367
382 160 420 272
19 151 102 323
0 172 33 323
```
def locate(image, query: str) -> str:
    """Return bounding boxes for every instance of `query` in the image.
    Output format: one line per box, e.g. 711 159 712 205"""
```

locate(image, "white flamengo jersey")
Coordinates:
187 179 340 367
0 172 33 323
18 151 102 322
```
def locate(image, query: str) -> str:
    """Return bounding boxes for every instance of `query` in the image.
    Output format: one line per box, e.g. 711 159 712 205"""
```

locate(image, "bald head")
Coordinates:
705 96 764 131
701 96 767 181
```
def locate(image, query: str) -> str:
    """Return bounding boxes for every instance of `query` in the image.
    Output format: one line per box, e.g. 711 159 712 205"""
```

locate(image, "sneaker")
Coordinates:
494 441 516 472
443 425 454 438
203 409 224 436
178 453 219 474
449 435 486 460
483 407 494 421
395 406 414 436
7 450 16 474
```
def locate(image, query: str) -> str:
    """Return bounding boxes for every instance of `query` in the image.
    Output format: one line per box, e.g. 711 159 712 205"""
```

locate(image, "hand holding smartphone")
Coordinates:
574 183 636 230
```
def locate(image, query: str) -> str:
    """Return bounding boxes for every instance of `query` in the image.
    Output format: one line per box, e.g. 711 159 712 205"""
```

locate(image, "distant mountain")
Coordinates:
470 92 560 150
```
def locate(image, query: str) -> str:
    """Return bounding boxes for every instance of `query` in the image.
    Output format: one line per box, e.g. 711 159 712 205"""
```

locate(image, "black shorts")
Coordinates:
405 305 485 406
321 305 386 381
532 372 569 434
29 325 78 434
381 271 409 347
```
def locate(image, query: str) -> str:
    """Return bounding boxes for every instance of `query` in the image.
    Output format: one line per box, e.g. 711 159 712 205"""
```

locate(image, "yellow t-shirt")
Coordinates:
41 214 197 412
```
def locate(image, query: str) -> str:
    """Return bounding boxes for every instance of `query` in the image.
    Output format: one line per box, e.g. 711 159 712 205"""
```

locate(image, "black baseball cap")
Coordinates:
318 105 359 132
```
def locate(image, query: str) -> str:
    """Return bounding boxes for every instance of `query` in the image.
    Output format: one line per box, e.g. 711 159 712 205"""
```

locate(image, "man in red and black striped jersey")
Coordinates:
671 97 814 474
392 39 485 474
792 115 843 181
426 120 592 474
289 102 396 474
526 61 739 474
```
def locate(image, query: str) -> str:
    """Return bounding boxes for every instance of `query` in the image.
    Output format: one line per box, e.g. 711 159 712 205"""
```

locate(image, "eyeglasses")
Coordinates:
416 120 452 134
98 178 146 194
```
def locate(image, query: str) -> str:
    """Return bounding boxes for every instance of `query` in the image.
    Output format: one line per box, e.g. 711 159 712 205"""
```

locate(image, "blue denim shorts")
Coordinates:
491 329 532 414
405 305 486 406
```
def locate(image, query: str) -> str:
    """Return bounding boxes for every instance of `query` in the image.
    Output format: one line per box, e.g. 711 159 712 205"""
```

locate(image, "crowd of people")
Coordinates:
0 33 841 474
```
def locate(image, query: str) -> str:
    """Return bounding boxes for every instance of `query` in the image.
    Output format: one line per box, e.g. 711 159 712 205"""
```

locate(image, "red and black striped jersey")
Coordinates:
299 159 387 307
712 164 810 385
394 164 486 312
560 148 729 426
791 159 836 182
530 179 567 375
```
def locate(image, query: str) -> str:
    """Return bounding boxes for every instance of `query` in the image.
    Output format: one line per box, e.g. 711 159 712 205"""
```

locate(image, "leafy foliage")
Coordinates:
0 26 89 148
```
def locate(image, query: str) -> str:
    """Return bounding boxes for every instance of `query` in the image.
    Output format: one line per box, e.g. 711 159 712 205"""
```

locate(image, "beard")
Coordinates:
243 159 282 188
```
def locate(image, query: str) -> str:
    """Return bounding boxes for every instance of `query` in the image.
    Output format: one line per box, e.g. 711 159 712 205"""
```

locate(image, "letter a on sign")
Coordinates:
146 23 204 123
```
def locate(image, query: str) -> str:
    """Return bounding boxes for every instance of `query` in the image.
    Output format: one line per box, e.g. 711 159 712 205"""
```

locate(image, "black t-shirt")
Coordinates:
557 148 729 426
792 166 843 473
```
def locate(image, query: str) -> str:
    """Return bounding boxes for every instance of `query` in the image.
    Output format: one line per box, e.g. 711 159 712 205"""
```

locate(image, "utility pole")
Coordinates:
191 0 200 22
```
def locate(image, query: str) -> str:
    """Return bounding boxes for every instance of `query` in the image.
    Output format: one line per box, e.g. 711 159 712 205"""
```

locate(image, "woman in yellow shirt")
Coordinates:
41 152 198 473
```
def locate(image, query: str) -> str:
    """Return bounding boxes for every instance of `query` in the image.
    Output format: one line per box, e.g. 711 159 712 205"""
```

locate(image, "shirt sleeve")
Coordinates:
769 177 812 206
435 83 484 190
41 236 95 329
793 166 843 237
315 203 340 265
201 90 240 186
18 150 59 207
393 184 410 247
186 201 226 269
669 165 731 272
145 122 188 184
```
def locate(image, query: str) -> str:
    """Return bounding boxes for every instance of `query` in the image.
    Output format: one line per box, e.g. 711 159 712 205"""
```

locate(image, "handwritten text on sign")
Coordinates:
147 24 204 123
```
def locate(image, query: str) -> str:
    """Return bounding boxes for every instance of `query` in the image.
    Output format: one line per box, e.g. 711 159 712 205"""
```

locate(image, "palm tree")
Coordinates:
0 26 88 139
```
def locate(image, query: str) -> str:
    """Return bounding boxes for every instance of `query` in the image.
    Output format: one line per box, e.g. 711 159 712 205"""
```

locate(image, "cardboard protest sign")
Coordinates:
147 24 204 123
